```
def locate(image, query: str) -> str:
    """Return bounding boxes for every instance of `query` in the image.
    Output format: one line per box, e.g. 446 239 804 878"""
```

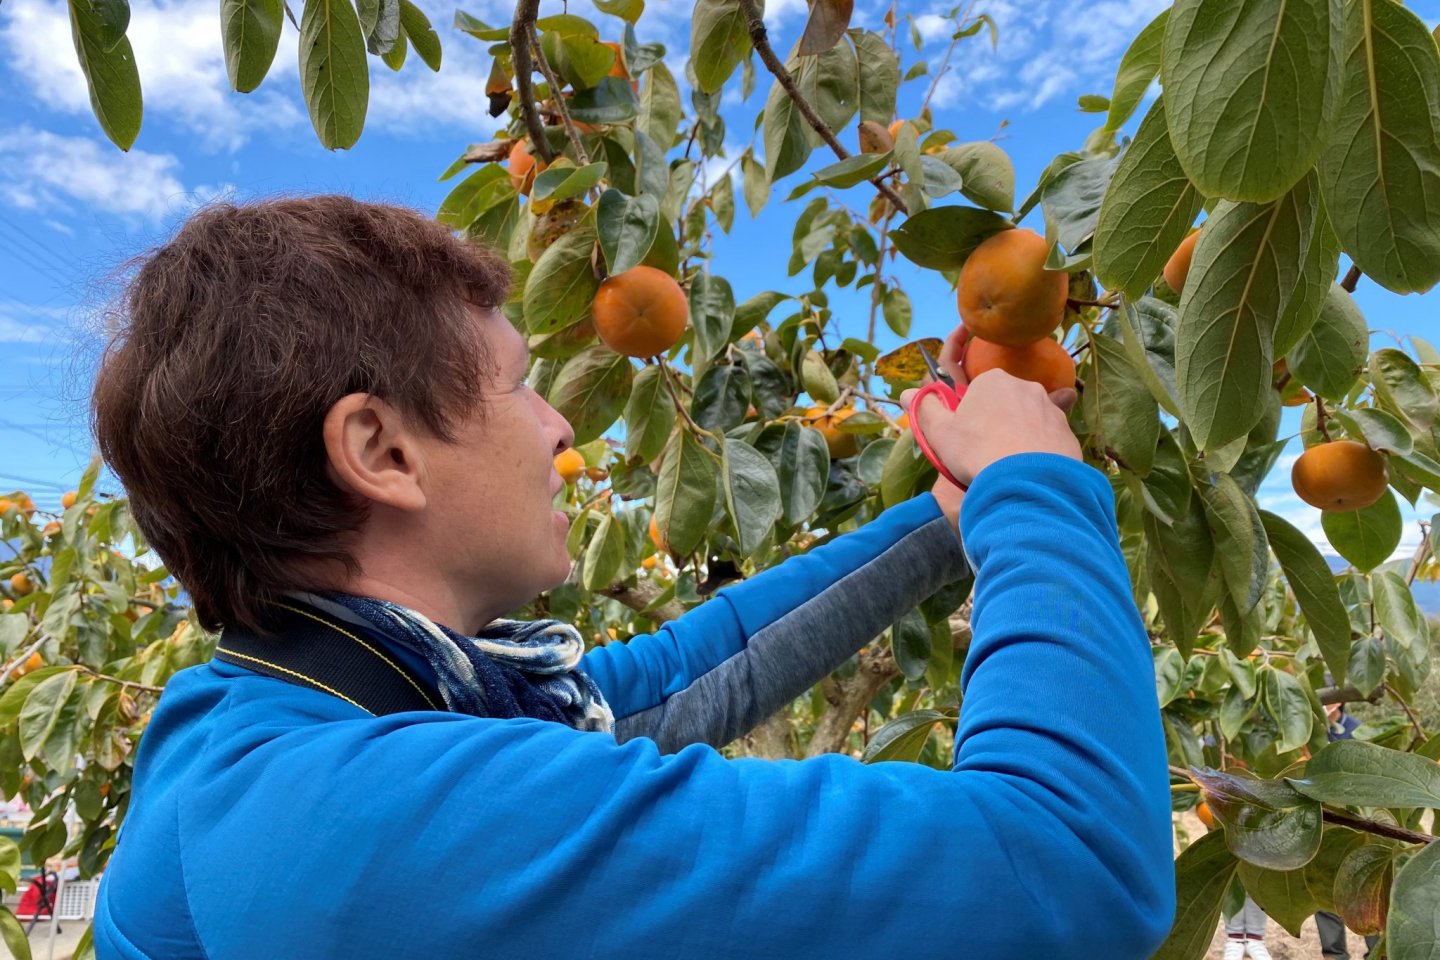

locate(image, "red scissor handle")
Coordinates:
908 381 969 490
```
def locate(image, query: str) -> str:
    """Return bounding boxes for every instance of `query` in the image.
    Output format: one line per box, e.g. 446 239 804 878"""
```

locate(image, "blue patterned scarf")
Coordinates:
293 591 614 733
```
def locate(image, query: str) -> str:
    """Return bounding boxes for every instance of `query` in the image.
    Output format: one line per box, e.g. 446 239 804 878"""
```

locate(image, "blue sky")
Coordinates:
0 0 1437 562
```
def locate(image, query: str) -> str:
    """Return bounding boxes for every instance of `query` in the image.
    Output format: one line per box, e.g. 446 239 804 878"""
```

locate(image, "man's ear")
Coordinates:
322 394 427 512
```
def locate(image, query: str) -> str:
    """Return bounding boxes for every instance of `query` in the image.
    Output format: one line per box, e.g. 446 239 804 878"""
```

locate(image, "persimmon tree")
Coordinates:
21 0 1440 957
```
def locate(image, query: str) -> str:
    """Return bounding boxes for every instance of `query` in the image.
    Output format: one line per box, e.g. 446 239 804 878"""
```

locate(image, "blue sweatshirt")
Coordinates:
94 453 1175 958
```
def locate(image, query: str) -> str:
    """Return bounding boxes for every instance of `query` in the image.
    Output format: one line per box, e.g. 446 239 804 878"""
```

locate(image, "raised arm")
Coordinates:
582 491 968 752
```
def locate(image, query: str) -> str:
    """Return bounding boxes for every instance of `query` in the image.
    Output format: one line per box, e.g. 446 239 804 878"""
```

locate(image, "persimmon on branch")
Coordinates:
734 0 910 216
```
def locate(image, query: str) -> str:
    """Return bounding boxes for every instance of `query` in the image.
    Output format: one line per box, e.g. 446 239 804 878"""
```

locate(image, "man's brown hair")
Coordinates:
92 195 510 633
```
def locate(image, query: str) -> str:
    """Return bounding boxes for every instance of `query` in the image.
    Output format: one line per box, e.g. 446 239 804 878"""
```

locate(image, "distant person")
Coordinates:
88 197 1176 958
1314 696 1379 959
1224 893 1273 960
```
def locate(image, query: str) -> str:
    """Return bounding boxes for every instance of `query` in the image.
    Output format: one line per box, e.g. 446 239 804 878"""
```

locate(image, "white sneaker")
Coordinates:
1224 937 1246 960
1245 939 1273 960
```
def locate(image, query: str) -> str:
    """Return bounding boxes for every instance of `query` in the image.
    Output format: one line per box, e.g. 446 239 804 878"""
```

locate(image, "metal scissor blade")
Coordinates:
920 347 954 388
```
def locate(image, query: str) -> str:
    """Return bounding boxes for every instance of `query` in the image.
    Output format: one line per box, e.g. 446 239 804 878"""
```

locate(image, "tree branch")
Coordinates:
77 666 164 695
733 709 795 759
734 0 909 216
598 579 687 624
804 643 901 758
509 0 554 163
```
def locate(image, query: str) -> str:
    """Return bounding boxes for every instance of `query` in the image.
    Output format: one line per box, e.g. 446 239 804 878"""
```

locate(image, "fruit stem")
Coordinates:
1340 264 1362 293
734 0 909 216
78 665 164 695
658 359 722 450
1383 682 1429 746
508 0 555 164
1314 397 1334 442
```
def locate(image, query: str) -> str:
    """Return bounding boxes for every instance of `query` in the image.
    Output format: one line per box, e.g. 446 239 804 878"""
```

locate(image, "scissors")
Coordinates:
907 348 969 490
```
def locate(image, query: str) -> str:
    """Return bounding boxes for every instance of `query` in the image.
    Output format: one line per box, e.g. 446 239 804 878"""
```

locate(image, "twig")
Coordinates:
509 0 554 163
919 0 977 116
597 580 687 624
77 666 164 695
1341 265 1362 293
659 360 718 445
1383 682 1428 744
1404 521 1433 587
0 634 45 686
864 209 897 384
528 29 589 165
1315 396 1334 442
1171 764 1434 846
804 643 901 757
735 0 909 216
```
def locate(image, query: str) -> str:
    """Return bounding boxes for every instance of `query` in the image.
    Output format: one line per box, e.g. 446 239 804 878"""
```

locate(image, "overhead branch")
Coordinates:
804 643 901 757
598 579 687 624
509 0 555 163
734 0 909 216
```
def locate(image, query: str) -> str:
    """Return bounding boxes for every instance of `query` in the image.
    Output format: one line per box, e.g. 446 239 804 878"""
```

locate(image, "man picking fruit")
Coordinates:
91 198 1173 959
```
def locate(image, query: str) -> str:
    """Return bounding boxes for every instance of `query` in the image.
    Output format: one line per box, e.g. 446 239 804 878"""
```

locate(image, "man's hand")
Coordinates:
905 325 1081 491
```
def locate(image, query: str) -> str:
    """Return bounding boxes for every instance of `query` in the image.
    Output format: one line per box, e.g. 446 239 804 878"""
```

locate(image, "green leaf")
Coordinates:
1339 406 1415 457
1260 510 1352 684
623 365 675 463
732 290 788 340
1083 331 1161 477
741 152 769 217
1040 151 1121 259
531 162 608 204
654 428 718 557
1113 296 1182 416
937 141 1015 213
690 0 750 94
1286 284 1369 401
357 0 399 55
764 422 829 525
1106 8 1167 131
881 286 912 338
436 165 509 229
0 837 19 894
596 189 659 276
397 0 439 70
1145 498 1217 656
1202 474 1269 614
918 155 963 199
594 0 643 21
0 907 31 960
582 512 626 591
1386 828 1440 959
1175 172 1322 449
890 607 930 681
1263 667 1315 755
1373 569 1425 650
710 173 735 233
1319 0 1440 294
1162 0 1342 201
1154 646 1185 707
889 207 1011 270
1292 738 1440 811
692 362 751 432
299 0 370 149
1094 98 1206 301
1348 636 1387 697
1303 827 1367 913
1322 491 1402 571
851 29 898 125
18 670 77 761
880 429 935 508
721 439 782 554
1274 209 1342 355
1149 830 1238 960
638 61 682 151
547 345 633 445
689 273 735 365
811 153 890 189
524 218 599 335
222 0 283 91
1192 767 1323 871
1077 94 1109 113
762 59 813 181
569 76 640 123
861 709 947 763
1371 348 1439 431
1140 430 1193 523
796 40 858 147
1219 685 1259 740
1335 842 1399 936
68 0 142 150
800 350 838 404
1237 861 1320 937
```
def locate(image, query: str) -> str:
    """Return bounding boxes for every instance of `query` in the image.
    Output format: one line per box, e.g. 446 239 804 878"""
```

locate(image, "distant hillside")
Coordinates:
1325 556 1440 614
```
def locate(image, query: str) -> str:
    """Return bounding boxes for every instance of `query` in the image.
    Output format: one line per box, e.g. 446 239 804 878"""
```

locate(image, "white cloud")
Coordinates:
0 126 220 220
0 301 68 344
1 0 303 152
